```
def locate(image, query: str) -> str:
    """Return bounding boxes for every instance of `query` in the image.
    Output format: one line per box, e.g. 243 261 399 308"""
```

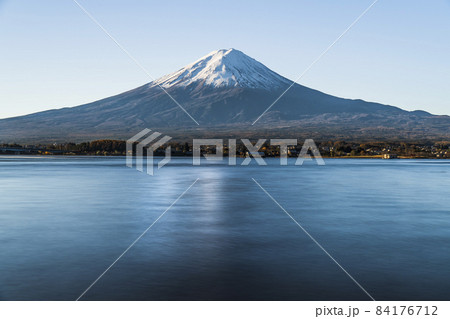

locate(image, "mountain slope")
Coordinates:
151 49 292 90
0 48 448 143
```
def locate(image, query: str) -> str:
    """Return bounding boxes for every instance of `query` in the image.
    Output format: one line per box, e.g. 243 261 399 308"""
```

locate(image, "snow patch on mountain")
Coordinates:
150 48 291 90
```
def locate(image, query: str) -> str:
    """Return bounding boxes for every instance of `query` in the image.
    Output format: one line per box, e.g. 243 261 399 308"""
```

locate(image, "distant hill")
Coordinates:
1 48 449 143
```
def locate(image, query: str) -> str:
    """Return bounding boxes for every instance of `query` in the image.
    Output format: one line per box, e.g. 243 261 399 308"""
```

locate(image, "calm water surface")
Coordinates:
0 156 449 300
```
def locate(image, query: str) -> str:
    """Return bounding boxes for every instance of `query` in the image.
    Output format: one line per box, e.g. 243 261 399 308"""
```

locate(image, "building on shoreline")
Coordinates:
382 153 398 159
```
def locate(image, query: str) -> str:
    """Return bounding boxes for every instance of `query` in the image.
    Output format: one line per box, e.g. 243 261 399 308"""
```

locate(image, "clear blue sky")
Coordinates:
1 0 449 119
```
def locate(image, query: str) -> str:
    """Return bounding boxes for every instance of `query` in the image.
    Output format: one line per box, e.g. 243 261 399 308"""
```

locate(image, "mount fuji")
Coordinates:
151 48 291 90
1 48 449 142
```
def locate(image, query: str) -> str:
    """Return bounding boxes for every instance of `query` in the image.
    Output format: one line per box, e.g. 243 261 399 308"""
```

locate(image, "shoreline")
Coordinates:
1 154 448 160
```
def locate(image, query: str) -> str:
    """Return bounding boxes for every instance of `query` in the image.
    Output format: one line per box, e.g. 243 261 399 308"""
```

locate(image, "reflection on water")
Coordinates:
0 156 449 300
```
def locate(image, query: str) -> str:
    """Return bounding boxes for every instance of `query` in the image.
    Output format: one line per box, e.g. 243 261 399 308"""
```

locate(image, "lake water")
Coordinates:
0 156 449 301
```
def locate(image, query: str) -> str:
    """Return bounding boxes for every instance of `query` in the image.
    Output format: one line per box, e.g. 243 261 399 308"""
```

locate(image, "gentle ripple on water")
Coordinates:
0 156 449 300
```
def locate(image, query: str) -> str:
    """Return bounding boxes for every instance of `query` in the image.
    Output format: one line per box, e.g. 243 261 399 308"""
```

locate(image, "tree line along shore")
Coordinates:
1 140 449 159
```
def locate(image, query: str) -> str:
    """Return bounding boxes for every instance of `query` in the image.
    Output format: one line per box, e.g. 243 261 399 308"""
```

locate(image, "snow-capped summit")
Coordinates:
150 48 291 90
